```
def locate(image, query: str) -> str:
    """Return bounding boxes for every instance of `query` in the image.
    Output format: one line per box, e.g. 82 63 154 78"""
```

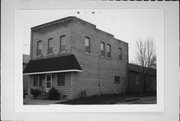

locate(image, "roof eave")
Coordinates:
23 69 82 75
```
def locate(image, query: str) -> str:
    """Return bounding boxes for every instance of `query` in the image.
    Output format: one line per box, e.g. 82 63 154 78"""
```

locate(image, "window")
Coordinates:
119 47 122 60
48 38 53 54
57 73 65 86
107 44 111 58
33 75 43 86
46 74 52 88
85 37 90 53
114 76 120 84
39 75 43 86
63 95 67 99
136 75 139 86
33 75 39 86
37 41 42 56
100 42 105 57
60 35 66 52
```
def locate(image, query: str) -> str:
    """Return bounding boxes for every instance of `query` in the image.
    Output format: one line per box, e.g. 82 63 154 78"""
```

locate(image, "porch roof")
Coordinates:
23 54 82 75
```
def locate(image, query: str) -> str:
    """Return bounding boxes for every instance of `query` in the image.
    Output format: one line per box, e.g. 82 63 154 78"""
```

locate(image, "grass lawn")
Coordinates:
57 93 156 105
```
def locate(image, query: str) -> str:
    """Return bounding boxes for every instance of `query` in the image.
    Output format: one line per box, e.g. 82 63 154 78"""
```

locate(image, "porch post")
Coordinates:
70 72 73 99
27 75 33 99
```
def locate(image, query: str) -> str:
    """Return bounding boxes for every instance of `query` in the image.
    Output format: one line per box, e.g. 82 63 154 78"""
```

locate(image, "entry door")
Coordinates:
46 74 52 92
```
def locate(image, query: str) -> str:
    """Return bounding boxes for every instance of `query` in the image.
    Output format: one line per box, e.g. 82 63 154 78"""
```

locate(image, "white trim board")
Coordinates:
23 69 82 75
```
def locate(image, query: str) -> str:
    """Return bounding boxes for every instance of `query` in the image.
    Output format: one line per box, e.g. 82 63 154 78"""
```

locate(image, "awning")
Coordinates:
23 54 82 75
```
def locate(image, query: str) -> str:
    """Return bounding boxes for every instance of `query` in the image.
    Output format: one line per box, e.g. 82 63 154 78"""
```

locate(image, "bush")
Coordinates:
48 87 60 100
31 88 41 99
23 90 28 98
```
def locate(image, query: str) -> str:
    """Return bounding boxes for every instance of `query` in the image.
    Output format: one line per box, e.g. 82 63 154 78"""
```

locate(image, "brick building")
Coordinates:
23 16 128 100
23 54 30 93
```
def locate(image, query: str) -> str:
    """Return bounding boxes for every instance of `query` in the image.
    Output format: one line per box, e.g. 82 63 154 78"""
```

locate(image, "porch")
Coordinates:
23 54 82 100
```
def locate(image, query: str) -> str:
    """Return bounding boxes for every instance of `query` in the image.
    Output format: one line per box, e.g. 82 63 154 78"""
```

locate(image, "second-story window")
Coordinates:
37 41 42 56
100 42 105 57
60 35 66 53
107 44 111 58
85 37 90 54
119 47 122 60
48 38 53 54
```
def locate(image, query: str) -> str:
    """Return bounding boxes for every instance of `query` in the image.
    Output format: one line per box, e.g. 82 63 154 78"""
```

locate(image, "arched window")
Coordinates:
48 38 53 54
107 44 111 58
119 47 122 60
37 40 42 56
60 35 66 53
85 37 90 53
100 42 105 57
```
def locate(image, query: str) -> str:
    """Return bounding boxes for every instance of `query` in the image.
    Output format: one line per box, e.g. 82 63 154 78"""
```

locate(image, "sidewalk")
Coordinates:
116 96 156 104
24 98 66 105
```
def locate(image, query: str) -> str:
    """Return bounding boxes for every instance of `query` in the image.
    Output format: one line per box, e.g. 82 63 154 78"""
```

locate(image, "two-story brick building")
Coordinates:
23 16 128 100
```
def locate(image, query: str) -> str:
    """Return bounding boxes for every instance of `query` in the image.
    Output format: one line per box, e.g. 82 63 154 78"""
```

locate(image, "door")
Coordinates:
46 74 52 92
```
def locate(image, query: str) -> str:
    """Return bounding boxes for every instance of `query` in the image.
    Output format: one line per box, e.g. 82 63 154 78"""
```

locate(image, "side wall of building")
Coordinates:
23 63 29 92
128 71 156 93
128 71 143 93
70 20 128 98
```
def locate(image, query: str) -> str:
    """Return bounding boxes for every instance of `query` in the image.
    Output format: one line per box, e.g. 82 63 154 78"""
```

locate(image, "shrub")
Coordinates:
31 88 41 99
23 90 28 98
48 87 60 100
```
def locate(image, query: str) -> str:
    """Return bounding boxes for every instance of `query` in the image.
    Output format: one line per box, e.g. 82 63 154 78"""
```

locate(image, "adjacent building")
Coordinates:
23 16 128 100
23 54 30 93
128 63 156 93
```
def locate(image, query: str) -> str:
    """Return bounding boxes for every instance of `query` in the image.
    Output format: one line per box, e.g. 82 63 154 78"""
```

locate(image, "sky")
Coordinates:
21 9 163 63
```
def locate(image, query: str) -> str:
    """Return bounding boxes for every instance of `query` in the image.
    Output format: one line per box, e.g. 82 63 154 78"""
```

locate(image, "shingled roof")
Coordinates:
23 54 82 75
128 63 156 76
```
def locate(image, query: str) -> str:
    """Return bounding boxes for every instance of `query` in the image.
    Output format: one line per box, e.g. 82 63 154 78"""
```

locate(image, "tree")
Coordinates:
134 38 156 93
135 39 156 68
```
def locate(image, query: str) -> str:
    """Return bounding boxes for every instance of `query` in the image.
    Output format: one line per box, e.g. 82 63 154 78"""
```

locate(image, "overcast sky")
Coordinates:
21 9 163 63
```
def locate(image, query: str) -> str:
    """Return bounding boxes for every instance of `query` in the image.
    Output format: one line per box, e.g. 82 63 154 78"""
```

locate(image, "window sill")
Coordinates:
118 60 123 63
47 52 53 55
100 56 105 58
100 56 112 61
84 52 91 56
60 51 67 54
106 57 112 61
36 54 43 59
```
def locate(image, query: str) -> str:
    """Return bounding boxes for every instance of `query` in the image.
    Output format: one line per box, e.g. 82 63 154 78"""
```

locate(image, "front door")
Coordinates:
46 74 52 92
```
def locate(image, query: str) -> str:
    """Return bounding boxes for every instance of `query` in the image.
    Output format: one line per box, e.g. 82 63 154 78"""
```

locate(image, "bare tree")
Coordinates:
135 39 156 68
134 38 156 93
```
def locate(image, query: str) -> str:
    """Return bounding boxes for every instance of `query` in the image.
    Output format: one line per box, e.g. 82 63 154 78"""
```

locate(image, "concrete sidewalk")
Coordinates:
24 98 66 105
116 96 156 104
